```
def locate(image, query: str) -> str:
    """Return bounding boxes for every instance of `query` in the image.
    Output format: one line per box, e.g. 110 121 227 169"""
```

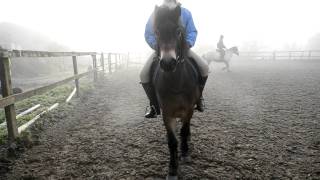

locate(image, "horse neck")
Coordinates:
225 49 233 58
163 61 186 80
161 59 196 88
226 47 237 57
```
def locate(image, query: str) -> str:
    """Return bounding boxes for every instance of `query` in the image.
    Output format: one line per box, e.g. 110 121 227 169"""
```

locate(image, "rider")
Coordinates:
217 35 227 60
140 0 209 118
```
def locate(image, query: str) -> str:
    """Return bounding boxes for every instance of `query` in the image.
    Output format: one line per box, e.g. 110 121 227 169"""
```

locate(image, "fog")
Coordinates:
1 0 320 53
1 1 320 178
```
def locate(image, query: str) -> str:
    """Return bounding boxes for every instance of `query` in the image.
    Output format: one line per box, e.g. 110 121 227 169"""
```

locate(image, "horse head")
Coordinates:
230 46 239 56
153 5 187 72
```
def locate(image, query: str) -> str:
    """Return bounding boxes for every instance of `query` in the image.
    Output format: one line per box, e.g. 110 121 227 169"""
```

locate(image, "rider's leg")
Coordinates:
187 50 209 77
221 49 225 60
187 50 209 112
140 52 160 118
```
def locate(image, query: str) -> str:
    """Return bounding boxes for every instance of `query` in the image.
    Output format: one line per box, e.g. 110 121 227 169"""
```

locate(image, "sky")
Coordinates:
0 0 320 52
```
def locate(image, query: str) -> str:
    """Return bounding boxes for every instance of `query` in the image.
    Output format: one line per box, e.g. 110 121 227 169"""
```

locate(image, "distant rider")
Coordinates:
217 35 227 60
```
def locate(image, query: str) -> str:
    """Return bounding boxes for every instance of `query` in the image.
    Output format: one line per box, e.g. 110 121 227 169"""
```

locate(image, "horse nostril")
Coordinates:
160 58 177 71
170 59 177 67
160 59 165 67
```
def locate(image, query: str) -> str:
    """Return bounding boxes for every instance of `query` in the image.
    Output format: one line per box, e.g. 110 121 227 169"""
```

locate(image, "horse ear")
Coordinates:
173 5 181 21
154 5 159 14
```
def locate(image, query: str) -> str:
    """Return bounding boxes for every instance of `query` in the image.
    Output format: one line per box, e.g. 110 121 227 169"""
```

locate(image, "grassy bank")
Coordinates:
0 78 94 144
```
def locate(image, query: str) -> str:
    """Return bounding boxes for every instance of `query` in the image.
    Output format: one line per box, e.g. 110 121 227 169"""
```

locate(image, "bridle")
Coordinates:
176 26 185 64
155 26 186 67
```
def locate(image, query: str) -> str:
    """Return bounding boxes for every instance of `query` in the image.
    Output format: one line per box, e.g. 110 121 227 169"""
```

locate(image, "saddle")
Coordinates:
216 49 226 60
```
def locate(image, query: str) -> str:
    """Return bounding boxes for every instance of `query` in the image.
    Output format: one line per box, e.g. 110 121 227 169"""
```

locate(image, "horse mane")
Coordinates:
229 46 238 51
153 5 188 60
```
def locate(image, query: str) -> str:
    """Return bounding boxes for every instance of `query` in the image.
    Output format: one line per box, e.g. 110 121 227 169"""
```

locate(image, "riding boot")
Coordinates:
220 50 225 61
195 76 208 112
141 83 161 118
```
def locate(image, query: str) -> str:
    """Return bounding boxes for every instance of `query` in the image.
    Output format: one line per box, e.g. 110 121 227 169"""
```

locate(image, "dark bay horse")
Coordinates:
151 5 201 180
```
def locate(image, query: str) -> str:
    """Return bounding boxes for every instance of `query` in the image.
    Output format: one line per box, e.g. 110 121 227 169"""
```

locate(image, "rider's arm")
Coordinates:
183 8 198 48
144 14 157 50
218 40 226 49
222 42 226 49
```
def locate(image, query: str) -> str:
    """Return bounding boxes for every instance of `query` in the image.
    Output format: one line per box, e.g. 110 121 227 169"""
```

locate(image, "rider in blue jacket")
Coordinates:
140 0 209 118
144 4 198 50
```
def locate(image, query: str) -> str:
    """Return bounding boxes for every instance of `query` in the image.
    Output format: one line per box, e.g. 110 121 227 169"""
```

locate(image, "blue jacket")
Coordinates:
144 7 198 50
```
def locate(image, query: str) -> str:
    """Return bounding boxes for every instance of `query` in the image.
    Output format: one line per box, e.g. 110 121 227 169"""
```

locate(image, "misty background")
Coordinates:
1 0 320 53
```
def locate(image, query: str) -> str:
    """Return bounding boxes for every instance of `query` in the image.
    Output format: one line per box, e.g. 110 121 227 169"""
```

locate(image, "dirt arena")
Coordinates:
1 60 320 179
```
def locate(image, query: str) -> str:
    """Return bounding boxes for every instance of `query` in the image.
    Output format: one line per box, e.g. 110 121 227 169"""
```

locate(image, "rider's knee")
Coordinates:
140 69 150 83
201 65 209 77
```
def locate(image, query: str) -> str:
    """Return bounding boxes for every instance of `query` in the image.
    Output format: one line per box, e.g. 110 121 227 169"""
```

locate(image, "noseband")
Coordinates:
156 27 185 66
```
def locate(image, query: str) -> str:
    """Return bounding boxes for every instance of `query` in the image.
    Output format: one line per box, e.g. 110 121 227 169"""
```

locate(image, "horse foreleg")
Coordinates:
221 61 227 71
180 111 193 163
225 61 231 72
164 116 178 180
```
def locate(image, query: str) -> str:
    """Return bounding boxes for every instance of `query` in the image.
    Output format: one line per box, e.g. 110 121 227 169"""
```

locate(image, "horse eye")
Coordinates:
176 29 181 37
155 30 160 36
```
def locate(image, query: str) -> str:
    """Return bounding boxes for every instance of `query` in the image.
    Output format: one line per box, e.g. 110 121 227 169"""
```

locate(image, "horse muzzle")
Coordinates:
160 58 177 72
159 50 178 72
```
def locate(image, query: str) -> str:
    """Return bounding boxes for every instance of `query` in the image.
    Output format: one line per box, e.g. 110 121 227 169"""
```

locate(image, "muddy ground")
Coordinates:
1 60 320 179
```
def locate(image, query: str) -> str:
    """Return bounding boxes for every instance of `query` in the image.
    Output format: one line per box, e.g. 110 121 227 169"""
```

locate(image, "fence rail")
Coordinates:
0 49 129 143
239 50 320 60
0 50 97 58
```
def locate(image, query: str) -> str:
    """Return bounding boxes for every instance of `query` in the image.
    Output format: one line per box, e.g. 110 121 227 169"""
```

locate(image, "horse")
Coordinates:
151 5 201 180
202 46 239 72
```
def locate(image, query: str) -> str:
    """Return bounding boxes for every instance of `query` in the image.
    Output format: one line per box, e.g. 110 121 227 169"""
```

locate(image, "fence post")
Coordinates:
120 54 122 69
272 51 276 61
308 51 312 60
119 54 121 69
289 51 291 60
115 54 118 71
92 54 97 82
108 53 112 74
101 53 105 74
72 56 80 97
127 53 130 68
0 55 18 142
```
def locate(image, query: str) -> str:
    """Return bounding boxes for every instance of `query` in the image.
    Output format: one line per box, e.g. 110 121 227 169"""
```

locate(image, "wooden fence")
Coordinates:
0 49 129 143
239 50 320 60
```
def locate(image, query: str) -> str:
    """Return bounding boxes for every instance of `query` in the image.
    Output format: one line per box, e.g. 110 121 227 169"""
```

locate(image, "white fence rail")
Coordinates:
239 50 320 60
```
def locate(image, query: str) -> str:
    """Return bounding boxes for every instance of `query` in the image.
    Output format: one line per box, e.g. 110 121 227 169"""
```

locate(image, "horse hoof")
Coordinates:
180 155 192 164
166 175 178 180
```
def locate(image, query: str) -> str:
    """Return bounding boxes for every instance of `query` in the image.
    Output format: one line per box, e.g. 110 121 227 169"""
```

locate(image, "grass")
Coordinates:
0 77 94 144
